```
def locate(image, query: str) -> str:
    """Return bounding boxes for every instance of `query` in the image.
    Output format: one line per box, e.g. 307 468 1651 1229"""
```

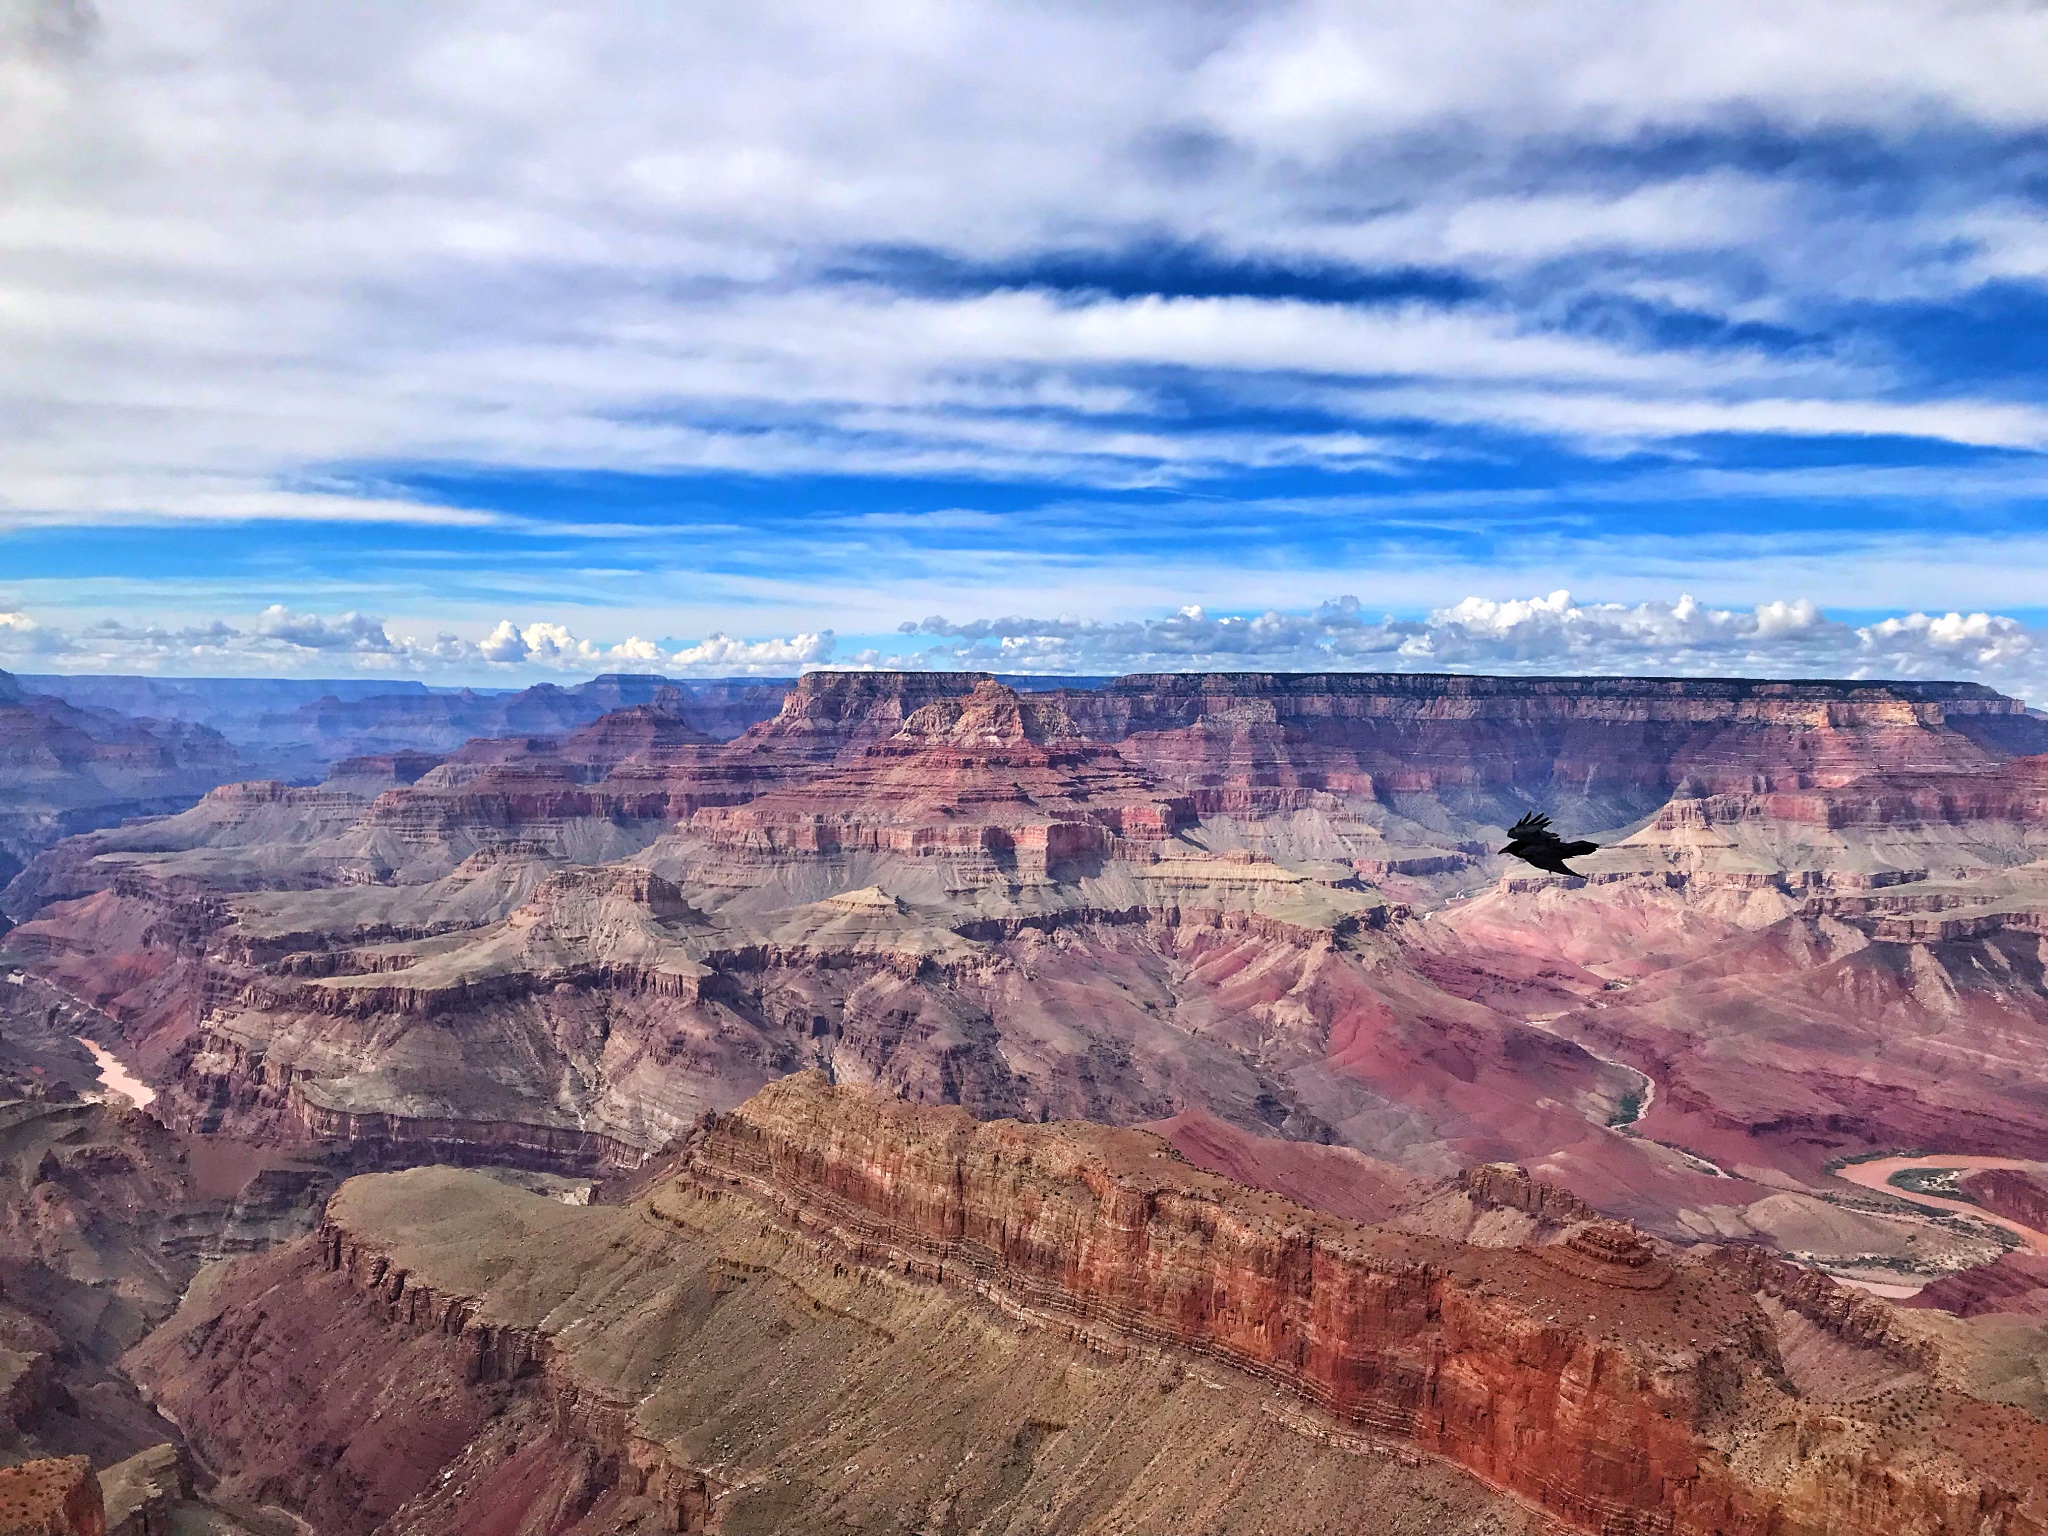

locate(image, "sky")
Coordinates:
0 0 2045 697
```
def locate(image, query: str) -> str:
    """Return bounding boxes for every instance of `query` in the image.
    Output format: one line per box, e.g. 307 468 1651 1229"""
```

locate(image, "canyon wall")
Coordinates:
12 668 2048 1263
130 1077 2048 1536
686 1075 2048 1536
1964 1168 2048 1233
0 669 243 890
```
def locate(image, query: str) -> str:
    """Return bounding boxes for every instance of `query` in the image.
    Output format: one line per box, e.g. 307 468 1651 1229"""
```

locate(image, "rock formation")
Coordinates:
0 971 333 1469
0 1456 103 1536
95 1445 183 1536
128 1077 2048 1536
693 677 1193 869
9 667 2048 1526
11 669 2048 1267
1963 1167 2048 1233
1905 1252 2048 1319
0 669 242 891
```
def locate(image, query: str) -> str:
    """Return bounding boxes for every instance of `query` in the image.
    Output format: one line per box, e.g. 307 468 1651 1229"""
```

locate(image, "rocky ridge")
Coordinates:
0 669 242 891
8 670 2048 1263
129 1077 2048 1536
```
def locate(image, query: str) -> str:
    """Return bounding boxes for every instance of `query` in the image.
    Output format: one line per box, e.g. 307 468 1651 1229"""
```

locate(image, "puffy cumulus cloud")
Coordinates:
476 620 607 667
473 620 833 674
667 632 836 670
0 612 68 656
0 605 833 679
1858 610 2036 673
252 605 405 653
895 592 2048 702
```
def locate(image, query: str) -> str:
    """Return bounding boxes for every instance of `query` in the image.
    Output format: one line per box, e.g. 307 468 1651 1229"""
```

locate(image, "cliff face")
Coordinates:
1042 673 2043 821
1905 1252 2048 1319
130 1171 1558 1536
12 667 2048 1269
695 1076 2048 1536
0 670 242 890
693 679 1194 868
129 1078 2048 1536
1963 1167 2048 1233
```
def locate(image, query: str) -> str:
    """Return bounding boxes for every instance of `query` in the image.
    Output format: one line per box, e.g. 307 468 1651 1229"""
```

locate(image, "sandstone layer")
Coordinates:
9 670 2048 1277
130 1077 2048 1536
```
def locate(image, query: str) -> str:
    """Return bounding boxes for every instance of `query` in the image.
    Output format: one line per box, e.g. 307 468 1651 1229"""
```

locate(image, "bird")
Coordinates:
1499 812 1599 878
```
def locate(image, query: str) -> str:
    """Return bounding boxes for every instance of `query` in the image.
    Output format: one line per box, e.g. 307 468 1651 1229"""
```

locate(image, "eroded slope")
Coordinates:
130 1076 2048 1536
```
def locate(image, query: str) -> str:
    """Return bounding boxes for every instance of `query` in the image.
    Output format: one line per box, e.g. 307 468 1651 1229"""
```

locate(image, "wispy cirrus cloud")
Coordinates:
0 0 2043 646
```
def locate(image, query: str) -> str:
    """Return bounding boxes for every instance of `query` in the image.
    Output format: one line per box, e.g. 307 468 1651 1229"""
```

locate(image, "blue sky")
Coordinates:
0 1 2044 694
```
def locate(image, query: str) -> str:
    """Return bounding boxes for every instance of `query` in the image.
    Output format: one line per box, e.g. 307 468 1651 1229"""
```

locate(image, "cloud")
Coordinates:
666 632 836 670
2 591 2041 703
0 603 832 679
476 620 603 667
894 591 2048 702
1 0 2046 529
466 620 833 673
0 611 67 656
252 605 403 652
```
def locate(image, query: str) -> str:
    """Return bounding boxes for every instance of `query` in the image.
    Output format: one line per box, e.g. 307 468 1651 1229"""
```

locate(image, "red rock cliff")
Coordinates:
690 1074 2048 1536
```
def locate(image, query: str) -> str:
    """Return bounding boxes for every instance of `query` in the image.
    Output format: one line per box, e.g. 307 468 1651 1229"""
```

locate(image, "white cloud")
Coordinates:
0 610 67 655
0 604 834 678
1859 609 2036 673
2 591 2041 703
666 631 836 670
251 605 402 652
895 591 2048 703
0 0 2043 521
476 620 606 667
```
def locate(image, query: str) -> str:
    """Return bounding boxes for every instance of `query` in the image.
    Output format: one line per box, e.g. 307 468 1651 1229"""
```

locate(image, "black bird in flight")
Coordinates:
1499 812 1599 877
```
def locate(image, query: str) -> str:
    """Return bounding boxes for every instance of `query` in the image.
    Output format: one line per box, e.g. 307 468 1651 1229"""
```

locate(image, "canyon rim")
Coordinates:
10 0 2048 1527
5 664 2048 1533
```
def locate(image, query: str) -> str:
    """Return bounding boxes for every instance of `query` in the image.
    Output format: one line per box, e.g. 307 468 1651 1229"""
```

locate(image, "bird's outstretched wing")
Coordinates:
1507 812 1551 839
1557 840 1600 859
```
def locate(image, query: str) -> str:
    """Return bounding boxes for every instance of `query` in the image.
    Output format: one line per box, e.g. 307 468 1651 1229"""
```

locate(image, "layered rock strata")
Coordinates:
0 669 241 890
1053 672 2048 823
692 678 1193 868
1964 1167 2048 1233
132 1077 2048 1536
12 668 2048 1258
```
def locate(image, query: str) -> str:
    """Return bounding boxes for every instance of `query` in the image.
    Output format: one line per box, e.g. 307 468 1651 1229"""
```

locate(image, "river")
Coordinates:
1833 1154 2048 1255
1524 1013 1730 1176
76 1036 158 1109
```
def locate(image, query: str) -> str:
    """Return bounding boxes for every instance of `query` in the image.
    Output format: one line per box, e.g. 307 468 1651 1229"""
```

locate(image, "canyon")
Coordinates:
0 669 243 894
4 665 2048 1532
123 1076 2048 1535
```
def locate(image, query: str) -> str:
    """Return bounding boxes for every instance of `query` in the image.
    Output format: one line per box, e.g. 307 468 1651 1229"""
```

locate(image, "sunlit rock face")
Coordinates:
7 669 2048 1268
126 1077 2048 1536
